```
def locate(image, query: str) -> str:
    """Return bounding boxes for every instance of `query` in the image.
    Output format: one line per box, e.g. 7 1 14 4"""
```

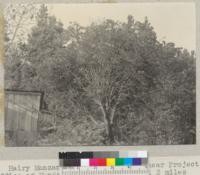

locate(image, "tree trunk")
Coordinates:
107 120 115 145
96 100 116 145
105 107 116 145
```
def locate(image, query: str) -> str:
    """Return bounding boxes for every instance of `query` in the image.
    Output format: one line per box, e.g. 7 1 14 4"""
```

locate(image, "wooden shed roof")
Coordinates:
5 89 44 110
5 89 43 96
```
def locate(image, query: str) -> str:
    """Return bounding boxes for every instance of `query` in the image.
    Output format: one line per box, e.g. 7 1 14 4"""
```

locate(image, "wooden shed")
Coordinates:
5 90 43 146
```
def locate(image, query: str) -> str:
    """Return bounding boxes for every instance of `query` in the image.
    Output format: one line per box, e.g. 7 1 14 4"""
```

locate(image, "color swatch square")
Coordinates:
90 159 98 166
141 158 148 166
137 151 148 158
106 158 115 166
97 158 106 166
133 158 142 166
127 151 137 157
63 159 80 167
81 159 89 167
116 158 124 166
124 158 132 166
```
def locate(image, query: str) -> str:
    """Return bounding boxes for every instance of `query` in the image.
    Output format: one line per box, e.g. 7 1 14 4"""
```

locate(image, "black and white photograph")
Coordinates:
4 2 196 146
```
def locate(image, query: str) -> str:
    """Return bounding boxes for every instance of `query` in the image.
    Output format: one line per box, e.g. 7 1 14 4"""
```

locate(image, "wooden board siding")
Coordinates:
5 90 42 146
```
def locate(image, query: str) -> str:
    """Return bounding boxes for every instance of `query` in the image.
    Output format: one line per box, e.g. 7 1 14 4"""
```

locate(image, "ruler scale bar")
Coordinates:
61 167 149 175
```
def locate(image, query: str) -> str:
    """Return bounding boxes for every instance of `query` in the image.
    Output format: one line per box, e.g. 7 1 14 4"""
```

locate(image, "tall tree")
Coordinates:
56 17 161 144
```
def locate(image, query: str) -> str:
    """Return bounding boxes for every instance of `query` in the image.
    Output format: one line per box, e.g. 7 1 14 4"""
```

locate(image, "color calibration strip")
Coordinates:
59 151 148 167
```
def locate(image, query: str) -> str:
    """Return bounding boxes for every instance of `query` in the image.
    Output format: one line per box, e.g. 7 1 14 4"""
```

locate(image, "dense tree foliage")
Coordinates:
5 5 196 145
